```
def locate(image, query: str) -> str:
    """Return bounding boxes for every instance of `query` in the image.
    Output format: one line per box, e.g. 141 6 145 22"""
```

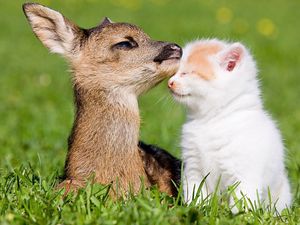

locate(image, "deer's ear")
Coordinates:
23 3 82 56
220 43 244 72
98 17 113 28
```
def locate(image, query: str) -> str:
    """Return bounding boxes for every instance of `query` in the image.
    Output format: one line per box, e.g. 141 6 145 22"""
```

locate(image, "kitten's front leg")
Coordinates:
183 178 209 204
184 178 198 204
183 168 209 204
229 182 262 213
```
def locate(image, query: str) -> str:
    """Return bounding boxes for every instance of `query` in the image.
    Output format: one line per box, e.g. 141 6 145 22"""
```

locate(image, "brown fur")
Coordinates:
23 3 182 197
65 85 147 194
141 154 175 195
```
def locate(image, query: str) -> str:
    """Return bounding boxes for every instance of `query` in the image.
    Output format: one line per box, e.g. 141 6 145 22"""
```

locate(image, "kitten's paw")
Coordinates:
230 205 240 214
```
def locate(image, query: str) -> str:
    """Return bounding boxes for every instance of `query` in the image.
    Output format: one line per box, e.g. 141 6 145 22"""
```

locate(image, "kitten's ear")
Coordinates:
23 3 83 57
220 43 245 72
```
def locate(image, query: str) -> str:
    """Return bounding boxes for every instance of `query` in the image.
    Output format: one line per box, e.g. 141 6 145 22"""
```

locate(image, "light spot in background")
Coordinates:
233 19 249 34
110 0 141 11
216 7 233 24
257 18 278 38
38 74 52 87
5 213 14 222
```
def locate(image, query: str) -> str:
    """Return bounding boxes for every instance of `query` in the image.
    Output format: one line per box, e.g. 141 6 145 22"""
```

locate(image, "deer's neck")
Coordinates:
65 84 140 179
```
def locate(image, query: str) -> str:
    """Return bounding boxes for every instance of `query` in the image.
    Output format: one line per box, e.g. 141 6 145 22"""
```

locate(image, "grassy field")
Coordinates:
0 0 299 224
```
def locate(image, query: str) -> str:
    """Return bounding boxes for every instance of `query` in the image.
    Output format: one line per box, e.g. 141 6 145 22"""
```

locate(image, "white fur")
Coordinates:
169 39 291 212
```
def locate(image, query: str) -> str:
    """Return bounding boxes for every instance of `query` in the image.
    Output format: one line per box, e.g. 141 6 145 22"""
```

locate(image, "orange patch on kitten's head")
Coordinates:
186 43 223 80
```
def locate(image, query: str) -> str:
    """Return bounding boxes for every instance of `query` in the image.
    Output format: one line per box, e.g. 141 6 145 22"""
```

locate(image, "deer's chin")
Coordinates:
134 77 165 96
159 59 180 77
161 57 180 66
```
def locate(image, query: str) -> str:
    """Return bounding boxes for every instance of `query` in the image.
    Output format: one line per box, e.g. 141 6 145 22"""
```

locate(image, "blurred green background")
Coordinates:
0 0 299 195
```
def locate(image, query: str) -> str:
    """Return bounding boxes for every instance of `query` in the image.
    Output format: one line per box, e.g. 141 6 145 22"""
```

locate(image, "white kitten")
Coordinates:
168 39 291 212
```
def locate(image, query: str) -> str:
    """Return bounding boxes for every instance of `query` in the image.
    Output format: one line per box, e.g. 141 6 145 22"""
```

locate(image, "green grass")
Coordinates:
0 0 299 224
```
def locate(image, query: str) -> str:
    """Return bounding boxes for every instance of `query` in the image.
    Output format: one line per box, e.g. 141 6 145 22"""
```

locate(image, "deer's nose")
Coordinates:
169 44 181 52
167 43 182 58
154 43 182 63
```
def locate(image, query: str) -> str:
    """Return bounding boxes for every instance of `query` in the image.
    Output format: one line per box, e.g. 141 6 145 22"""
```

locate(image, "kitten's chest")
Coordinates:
181 111 256 152
181 120 231 153
181 119 236 172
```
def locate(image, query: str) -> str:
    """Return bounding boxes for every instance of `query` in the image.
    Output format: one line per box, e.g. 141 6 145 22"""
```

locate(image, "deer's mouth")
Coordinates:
166 56 181 61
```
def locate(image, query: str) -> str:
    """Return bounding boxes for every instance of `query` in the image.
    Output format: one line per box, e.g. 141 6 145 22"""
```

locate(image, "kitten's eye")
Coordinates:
113 40 138 50
181 72 188 76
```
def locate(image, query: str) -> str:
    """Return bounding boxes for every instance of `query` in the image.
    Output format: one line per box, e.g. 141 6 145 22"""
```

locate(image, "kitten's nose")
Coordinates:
168 80 175 89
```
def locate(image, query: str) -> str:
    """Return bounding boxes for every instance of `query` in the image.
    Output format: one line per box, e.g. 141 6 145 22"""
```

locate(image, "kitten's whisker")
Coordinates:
154 94 169 106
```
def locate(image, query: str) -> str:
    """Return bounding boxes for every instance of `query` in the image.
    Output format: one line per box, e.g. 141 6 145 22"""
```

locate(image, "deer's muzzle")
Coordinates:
154 43 182 63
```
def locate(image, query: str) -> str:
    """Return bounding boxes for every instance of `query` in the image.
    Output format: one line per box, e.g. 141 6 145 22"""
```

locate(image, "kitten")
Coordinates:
168 39 291 212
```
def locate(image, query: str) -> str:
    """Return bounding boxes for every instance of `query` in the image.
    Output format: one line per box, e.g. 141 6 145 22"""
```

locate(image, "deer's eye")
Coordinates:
113 40 137 50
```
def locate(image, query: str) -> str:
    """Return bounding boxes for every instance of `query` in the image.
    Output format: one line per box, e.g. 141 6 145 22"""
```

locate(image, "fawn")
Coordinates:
23 3 182 197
